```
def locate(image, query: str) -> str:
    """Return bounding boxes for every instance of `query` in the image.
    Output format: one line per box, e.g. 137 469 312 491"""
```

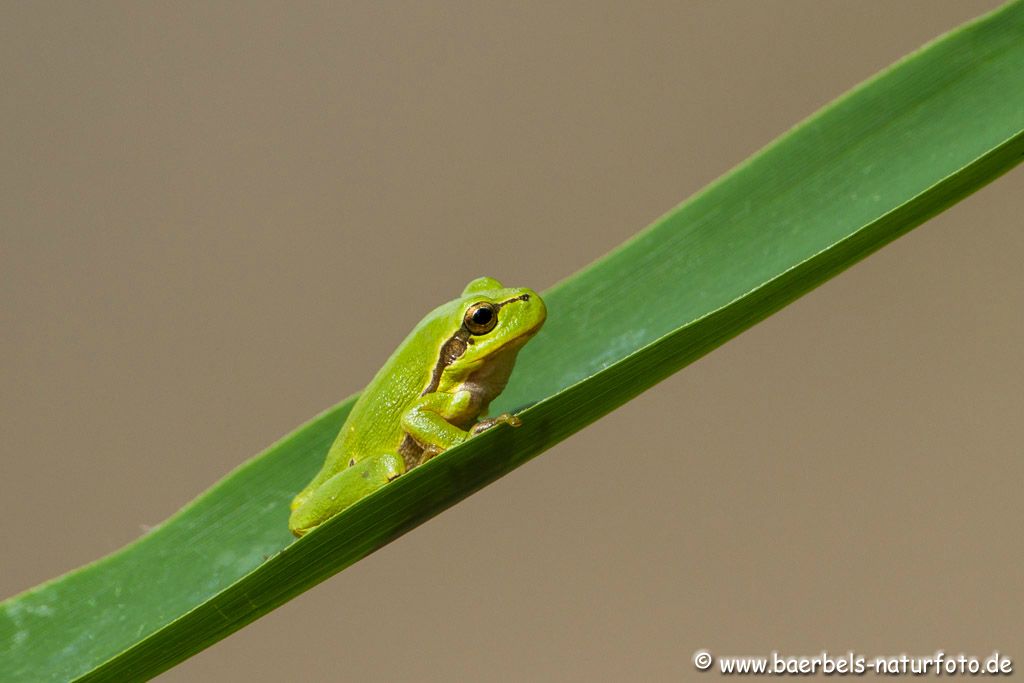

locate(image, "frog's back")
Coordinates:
334 305 453 462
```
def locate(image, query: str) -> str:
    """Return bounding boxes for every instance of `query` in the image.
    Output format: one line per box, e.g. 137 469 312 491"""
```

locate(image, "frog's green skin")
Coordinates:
289 276 546 537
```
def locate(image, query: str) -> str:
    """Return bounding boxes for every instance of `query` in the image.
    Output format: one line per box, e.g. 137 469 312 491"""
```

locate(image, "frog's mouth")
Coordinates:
493 303 544 349
492 330 536 353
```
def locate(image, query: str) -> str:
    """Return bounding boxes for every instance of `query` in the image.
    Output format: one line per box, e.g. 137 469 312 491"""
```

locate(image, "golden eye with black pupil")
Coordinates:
464 302 498 335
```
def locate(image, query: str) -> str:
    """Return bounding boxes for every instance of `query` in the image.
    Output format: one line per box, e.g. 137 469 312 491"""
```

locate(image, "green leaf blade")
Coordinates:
3 3 1023 681
508 3 1024 409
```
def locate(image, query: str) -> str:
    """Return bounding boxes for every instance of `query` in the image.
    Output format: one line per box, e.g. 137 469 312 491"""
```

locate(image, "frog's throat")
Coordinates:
420 294 533 397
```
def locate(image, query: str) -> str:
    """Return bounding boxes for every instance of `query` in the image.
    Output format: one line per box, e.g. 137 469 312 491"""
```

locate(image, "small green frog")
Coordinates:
289 276 546 536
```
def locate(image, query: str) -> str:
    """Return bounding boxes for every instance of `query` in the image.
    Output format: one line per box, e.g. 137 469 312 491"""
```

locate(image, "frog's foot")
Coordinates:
288 453 404 538
470 412 522 435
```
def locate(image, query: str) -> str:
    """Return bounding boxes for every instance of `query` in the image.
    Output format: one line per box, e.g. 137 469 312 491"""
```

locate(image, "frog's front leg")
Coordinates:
402 391 522 462
288 452 404 537
402 390 475 461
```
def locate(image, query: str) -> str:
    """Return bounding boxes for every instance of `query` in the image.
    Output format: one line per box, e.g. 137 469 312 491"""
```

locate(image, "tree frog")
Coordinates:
289 276 546 536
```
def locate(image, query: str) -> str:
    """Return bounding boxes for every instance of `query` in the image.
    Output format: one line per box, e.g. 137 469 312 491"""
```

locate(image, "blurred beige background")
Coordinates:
3 1 1021 680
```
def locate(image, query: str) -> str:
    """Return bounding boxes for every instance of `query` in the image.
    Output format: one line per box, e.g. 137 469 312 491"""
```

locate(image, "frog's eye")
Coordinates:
464 302 498 335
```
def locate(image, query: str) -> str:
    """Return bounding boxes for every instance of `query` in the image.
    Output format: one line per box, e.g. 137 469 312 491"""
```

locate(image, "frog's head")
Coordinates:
431 276 546 394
